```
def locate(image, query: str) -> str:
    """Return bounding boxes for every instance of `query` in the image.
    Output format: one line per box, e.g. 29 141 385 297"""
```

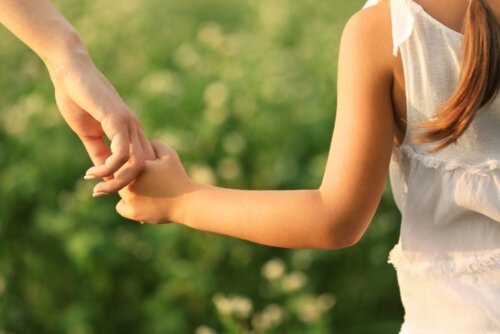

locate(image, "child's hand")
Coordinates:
116 140 192 224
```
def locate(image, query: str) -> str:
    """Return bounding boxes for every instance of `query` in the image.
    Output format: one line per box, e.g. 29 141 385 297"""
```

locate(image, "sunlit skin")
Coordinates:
0 0 156 195
116 3 395 250
3 0 495 250
117 0 498 249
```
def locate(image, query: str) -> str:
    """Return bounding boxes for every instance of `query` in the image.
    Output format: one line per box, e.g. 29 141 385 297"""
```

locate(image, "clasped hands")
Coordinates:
50 50 192 225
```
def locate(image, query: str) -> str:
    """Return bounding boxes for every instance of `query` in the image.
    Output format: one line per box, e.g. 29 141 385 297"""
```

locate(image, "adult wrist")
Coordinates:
41 27 91 76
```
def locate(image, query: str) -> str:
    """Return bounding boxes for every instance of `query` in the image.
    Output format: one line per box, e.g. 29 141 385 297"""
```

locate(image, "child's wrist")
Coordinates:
170 179 199 226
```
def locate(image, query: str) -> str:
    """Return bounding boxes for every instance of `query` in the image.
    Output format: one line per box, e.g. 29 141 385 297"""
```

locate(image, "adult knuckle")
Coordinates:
128 160 145 175
130 113 140 125
116 152 130 164
112 110 128 125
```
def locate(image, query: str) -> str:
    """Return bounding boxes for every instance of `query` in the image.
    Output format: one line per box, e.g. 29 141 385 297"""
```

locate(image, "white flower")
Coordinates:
232 296 253 319
138 70 182 96
262 258 285 280
216 158 241 180
204 81 229 108
282 271 307 293
195 325 217 334
188 164 216 185
251 304 283 330
212 293 253 319
262 304 284 326
297 296 321 323
198 22 224 49
212 293 232 315
222 131 247 155
173 43 200 68
297 293 336 323
317 293 336 311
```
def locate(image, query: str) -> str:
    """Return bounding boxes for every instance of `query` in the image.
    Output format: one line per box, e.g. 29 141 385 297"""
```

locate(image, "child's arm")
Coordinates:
117 3 396 250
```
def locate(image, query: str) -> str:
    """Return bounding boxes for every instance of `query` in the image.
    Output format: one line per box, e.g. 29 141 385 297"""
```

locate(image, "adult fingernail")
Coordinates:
92 192 108 198
84 175 98 180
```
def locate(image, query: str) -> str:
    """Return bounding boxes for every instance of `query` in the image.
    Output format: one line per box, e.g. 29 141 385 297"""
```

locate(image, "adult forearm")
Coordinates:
180 183 350 250
0 0 88 69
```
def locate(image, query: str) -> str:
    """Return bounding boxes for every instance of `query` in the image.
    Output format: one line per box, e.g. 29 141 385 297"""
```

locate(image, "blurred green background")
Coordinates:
0 0 403 333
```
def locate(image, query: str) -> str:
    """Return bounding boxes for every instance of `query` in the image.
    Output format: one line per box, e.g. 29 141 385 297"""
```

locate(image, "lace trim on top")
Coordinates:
395 144 500 173
388 243 500 276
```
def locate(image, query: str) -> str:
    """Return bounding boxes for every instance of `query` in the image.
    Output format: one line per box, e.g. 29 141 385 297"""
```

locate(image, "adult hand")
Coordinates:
48 52 156 196
0 0 155 195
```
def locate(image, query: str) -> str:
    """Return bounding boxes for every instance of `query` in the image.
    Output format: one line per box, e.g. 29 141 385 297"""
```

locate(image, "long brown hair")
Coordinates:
412 0 500 153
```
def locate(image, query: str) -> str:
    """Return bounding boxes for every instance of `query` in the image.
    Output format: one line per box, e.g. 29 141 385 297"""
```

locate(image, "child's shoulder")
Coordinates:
345 0 391 38
340 0 394 71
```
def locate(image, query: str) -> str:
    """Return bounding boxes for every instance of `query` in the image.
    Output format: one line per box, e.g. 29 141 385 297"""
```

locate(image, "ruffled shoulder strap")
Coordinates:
362 0 415 56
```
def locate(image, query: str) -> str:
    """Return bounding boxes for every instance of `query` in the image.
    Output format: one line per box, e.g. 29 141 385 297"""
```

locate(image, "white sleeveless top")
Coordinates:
362 0 500 332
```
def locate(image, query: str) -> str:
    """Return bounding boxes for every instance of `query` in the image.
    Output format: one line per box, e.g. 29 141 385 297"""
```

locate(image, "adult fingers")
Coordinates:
85 118 130 178
137 120 156 161
81 136 114 181
92 124 145 195
80 135 111 167
151 140 173 160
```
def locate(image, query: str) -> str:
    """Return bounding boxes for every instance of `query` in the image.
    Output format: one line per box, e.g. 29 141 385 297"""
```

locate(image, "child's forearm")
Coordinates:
179 182 353 250
0 0 88 69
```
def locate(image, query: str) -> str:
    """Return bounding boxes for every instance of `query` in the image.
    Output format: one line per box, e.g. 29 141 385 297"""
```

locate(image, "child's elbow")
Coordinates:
316 238 357 250
323 237 359 250
320 219 364 250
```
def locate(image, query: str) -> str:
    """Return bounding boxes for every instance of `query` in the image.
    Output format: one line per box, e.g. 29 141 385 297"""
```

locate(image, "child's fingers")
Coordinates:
151 140 173 160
